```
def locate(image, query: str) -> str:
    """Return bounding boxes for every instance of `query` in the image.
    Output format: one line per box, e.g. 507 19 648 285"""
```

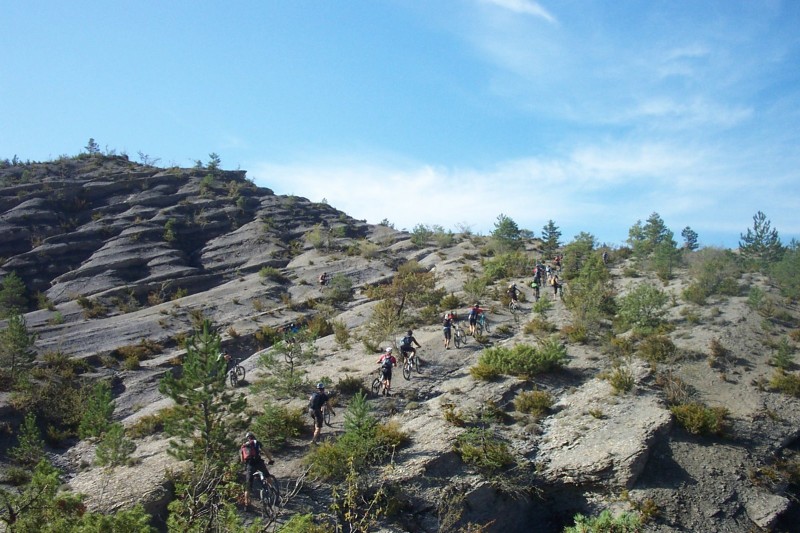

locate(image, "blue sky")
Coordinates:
2 1 799 248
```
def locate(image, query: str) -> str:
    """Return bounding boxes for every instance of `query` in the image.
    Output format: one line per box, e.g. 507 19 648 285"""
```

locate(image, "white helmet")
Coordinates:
385 347 393 353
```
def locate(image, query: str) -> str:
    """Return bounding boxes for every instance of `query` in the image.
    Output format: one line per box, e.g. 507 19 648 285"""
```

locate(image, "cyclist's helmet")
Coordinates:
407 330 413 336
316 382 325 390
245 431 254 440
385 347 393 353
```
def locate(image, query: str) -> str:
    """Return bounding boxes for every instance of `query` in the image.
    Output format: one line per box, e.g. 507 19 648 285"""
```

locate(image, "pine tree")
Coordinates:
10 412 45 466
79 380 115 439
94 423 136 467
158 319 247 463
491 214 522 252
0 271 28 318
541 220 562 259
739 211 784 267
681 226 699 251
0 312 37 375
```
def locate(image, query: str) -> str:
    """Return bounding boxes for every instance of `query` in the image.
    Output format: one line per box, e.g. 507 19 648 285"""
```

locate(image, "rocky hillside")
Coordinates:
1 155 799 532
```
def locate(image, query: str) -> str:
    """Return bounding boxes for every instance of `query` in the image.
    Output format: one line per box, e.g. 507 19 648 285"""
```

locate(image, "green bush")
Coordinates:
277 514 330 533
607 365 635 395
251 401 306 450
514 390 553 417
565 510 642 533
670 402 729 436
618 283 668 331
638 334 676 364
770 370 800 397
469 362 500 381
259 266 287 282
453 427 514 475
473 339 567 379
481 252 530 281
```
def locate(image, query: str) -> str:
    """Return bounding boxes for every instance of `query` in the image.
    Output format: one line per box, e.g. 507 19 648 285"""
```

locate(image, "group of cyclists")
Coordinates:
238 256 573 510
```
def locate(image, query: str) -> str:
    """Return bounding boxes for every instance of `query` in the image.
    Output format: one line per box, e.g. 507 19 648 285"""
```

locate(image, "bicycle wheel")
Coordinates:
482 317 490 333
453 328 463 348
229 370 238 387
235 365 246 383
371 376 381 396
402 361 411 380
323 406 332 427
413 355 420 373
260 477 280 518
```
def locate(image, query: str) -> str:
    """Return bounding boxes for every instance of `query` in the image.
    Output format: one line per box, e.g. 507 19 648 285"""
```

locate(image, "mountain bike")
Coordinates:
453 322 467 348
229 360 246 387
508 299 521 315
401 349 421 380
322 403 333 427
476 313 489 335
252 470 280 518
371 369 387 396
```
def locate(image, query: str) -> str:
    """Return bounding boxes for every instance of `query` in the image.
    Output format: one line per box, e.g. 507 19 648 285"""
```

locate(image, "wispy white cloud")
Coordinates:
478 0 557 24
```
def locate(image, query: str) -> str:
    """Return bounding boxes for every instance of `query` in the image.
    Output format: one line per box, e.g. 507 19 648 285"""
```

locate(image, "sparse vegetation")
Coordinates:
471 339 567 379
671 402 729 436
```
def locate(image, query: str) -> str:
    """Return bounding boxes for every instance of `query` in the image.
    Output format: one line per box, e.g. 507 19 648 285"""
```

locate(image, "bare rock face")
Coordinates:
66 436 178 519
537 364 672 490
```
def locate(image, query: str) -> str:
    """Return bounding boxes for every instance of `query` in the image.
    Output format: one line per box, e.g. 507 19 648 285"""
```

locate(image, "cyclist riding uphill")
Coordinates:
241 431 274 507
467 303 484 336
376 347 397 396
309 383 335 445
507 283 520 304
400 330 421 364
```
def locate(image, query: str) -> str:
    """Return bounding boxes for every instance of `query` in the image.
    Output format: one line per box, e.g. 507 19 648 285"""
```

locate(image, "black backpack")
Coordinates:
381 356 393 370
309 392 325 410
401 336 412 347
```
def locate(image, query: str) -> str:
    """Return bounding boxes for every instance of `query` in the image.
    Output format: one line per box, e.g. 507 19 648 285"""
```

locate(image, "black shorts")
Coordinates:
245 458 269 490
400 346 414 356
381 367 392 380
310 408 324 429
443 327 451 340
468 315 477 325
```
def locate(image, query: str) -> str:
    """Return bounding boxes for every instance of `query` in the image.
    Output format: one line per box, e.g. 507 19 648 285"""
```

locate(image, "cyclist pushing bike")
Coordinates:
467 303 484 336
399 330 421 366
376 347 397 396
241 431 274 507
309 383 335 445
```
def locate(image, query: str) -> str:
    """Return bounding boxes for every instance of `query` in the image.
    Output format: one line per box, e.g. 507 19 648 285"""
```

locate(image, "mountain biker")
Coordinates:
507 283 520 305
217 350 233 377
467 303 484 336
309 383 335 444
318 272 329 286
550 273 561 297
530 278 540 301
400 330 421 366
443 311 456 349
241 431 274 507
376 347 397 395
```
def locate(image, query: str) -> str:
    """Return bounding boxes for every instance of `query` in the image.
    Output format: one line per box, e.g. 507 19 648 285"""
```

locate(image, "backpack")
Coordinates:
241 441 257 461
309 392 325 410
381 356 393 370
401 336 412 348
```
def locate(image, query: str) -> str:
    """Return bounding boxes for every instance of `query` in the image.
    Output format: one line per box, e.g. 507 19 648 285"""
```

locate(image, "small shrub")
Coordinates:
442 403 466 426
514 390 553 418
127 409 177 439
259 266 287 282
638 334 676 364
337 374 367 396
251 402 306 450
453 428 514 475
607 365 635 395
332 319 350 348
562 323 588 344
469 362 500 381
670 402 729 436
565 510 642 533
440 293 461 310
707 337 729 369
771 337 795 370
523 317 557 335
655 371 691 406
608 335 634 358
375 420 410 450
770 370 800 397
